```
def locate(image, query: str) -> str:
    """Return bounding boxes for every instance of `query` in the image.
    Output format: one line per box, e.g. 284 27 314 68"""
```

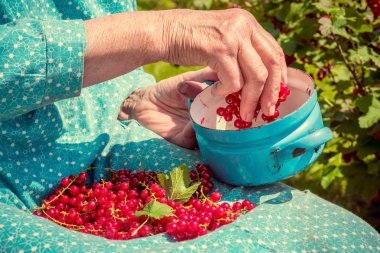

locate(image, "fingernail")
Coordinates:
244 111 254 122
268 105 275 116
211 81 220 96
178 82 188 94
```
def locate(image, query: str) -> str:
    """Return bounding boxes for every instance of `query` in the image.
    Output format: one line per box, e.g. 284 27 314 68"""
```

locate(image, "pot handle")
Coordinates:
273 127 333 160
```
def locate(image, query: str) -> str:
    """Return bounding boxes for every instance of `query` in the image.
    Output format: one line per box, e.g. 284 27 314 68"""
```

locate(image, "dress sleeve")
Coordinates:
0 19 87 121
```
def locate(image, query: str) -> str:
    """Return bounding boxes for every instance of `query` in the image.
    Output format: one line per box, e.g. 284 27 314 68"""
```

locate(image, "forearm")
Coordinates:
83 11 169 87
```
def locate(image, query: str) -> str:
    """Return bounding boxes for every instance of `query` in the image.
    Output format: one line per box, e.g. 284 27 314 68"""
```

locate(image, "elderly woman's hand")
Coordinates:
160 8 287 121
118 68 217 149
85 8 286 122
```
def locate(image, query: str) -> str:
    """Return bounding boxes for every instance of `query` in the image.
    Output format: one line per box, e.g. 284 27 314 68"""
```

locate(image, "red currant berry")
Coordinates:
209 191 222 202
225 94 235 104
226 104 236 114
150 183 160 193
242 120 252 129
234 119 243 129
104 181 113 190
69 185 80 196
374 130 380 141
224 114 233 122
342 153 352 163
216 107 226 116
119 182 129 191
61 177 71 188
214 207 226 219
140 189 150 199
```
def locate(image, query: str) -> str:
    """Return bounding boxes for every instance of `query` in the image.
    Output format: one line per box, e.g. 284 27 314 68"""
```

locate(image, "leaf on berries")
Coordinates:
157 173 169 189
174 164 191 187
158 164 201 203
135 200 174 220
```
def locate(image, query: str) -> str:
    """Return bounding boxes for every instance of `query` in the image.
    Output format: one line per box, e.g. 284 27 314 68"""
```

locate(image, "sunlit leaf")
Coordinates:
135 200 174 219
159 164 201 203
359 96 380 128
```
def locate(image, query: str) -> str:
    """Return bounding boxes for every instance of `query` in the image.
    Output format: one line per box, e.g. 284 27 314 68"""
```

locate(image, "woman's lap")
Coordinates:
1 183 379 253
0 121 379 252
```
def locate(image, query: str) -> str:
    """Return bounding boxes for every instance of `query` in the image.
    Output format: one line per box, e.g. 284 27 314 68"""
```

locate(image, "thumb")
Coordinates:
177 81 208 99
178 121 198 149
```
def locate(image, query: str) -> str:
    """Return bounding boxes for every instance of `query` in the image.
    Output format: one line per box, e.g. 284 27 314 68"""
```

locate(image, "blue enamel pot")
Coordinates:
189 67 333 186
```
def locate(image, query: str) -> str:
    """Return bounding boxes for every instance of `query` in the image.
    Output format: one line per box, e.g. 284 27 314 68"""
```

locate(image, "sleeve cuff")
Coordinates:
42 19 87 103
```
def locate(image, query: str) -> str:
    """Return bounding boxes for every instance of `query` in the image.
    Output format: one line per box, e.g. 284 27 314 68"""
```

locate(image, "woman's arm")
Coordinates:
83 11 166 87
0 19 86 121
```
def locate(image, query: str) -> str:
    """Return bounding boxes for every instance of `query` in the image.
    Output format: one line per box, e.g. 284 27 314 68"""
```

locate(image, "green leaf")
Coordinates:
369 50 380 67
321 166 344 189
143 62 202 82
349 46 375 65
355 95 373 113
193 0 213 9
331 26 351 39
135 200 174 219
342 165 379 203
345 7 373 34
157 173 168 189
318 16 332 36
285 2 305 23
160 164 201 203
279 36 297 55
333 15 346 28
330 64 351 82
274 2 291 22
314 0 332 12
333 111 345 121
170 164 191 187
358 96 380 128
261 22 279 38
295 19 319 40
321 153 344 189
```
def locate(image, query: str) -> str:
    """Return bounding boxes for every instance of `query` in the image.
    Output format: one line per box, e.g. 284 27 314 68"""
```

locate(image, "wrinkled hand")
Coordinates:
160 8 287 121
118 68 217 149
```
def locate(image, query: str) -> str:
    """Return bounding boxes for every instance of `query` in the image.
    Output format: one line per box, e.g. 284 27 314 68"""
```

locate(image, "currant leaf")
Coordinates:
135 200 174 219
157 173 169 189
358 96 380 128
159 164 201 203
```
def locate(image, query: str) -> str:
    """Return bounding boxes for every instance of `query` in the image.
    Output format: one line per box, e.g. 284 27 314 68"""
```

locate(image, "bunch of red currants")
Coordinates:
33 164 254 241
216 82 291 129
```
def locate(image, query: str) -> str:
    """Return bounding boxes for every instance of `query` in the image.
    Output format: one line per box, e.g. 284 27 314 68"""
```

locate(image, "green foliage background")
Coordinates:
138 0 380 230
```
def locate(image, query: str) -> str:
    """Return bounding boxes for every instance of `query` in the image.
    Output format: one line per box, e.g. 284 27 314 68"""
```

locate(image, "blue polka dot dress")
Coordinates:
0 1 379 252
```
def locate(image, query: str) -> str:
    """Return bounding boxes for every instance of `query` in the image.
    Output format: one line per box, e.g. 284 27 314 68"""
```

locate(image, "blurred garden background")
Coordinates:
137 0 380 230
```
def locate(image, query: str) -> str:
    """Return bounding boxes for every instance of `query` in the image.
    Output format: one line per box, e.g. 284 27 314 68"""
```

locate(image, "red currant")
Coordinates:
216 107 226 116
209 191 222 202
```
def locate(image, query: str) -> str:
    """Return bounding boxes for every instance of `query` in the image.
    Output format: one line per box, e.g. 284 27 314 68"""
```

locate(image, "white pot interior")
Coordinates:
189 68 315 130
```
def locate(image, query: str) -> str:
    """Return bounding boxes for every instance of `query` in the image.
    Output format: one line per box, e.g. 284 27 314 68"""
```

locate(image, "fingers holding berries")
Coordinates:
161 8 286 122
250 29 284 117
237 45 268 121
